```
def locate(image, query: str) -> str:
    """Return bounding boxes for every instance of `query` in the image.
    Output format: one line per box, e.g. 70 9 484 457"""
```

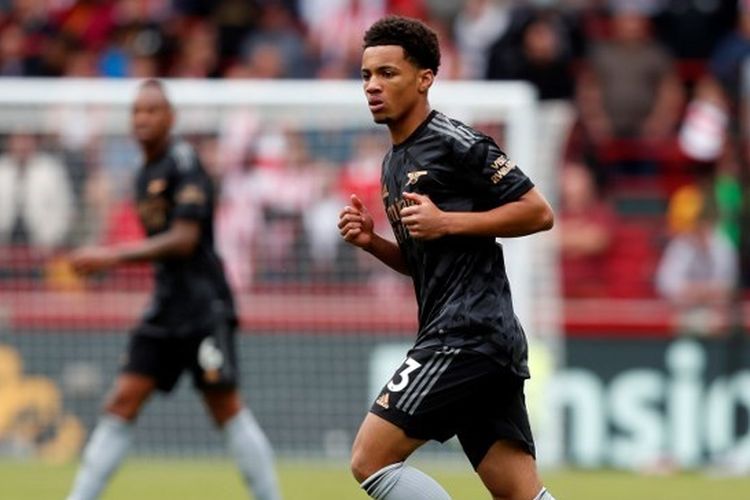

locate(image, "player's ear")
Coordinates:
418 69 434 94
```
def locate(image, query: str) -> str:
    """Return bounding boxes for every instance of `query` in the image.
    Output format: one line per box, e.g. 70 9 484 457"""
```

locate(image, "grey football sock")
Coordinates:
361 462 451 500
66 414 133 500
224 408 282 500
534 487 557 500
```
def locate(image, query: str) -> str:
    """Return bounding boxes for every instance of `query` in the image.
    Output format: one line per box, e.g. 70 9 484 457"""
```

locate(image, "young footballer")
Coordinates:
66 80 282 500
339 16 556 500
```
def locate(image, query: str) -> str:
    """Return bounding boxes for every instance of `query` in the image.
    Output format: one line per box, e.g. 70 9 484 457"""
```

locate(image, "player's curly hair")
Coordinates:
363 16 441 75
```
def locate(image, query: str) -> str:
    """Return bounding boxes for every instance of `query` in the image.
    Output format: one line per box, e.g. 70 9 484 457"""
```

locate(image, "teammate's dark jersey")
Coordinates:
134 140 236 338
381 111 534 378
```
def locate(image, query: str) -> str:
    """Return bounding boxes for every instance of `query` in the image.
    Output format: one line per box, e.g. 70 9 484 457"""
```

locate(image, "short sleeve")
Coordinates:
461 139 534 207
170 142 211 221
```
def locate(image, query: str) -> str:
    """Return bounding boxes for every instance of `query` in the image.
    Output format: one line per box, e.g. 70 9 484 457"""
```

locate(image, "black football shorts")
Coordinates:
122 321 238 393
370 346 535 469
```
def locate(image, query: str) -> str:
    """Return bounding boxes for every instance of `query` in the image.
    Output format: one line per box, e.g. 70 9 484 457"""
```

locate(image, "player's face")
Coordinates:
131 86 173 147
361 45 432 125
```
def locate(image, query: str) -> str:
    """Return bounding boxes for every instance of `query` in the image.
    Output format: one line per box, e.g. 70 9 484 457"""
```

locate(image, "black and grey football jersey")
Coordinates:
134 140 236 337
381 111 534 377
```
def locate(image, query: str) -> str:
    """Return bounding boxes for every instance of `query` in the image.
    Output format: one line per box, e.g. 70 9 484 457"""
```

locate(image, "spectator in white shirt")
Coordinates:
656 195 738 335
0 133 75 249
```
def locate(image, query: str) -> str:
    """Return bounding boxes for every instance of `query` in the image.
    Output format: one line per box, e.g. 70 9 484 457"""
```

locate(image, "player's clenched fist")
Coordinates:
400 191 448 240
338 194 374 250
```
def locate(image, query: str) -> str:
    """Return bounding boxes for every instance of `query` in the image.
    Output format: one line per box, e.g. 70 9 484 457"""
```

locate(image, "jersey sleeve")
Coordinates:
460 139 534 207
170 142 211 221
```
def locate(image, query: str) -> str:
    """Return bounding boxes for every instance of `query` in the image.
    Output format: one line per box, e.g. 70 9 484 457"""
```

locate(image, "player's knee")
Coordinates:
350 453 367 483
484 473 542 500
487 488 512 500
103 402 139 421
204 389 242 427
104 392 142 421
350 448 378 484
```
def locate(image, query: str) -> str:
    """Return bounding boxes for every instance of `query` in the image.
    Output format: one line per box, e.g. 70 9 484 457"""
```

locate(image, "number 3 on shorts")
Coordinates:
387 357 422 392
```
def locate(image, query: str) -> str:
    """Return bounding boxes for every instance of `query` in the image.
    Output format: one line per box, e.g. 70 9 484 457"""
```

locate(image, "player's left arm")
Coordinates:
400 139 553 240
400 188 552 240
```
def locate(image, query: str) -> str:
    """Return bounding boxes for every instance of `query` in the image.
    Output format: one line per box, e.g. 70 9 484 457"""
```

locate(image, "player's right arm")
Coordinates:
338 194 410 276
69 220 200 275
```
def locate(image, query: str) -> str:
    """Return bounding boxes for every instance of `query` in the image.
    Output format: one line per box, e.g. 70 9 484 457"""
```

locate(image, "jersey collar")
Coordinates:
392 110 438 151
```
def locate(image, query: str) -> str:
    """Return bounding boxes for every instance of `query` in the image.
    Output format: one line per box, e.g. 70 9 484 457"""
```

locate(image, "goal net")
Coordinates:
0 78 561 463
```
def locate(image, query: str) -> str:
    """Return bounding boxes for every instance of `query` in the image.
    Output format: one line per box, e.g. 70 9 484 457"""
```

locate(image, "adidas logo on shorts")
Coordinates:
375 392 390 409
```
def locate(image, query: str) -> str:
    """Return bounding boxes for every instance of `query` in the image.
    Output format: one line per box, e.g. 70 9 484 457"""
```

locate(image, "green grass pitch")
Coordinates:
2 458 750 499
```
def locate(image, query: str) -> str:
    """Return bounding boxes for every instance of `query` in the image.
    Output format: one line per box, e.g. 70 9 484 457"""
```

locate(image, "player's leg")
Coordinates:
66 373 156 500
351 412 425 481
457 364 555 500
104 372 157 420
475 440 546 500
202 388 282 500
353 412 452 500
202 386 242 426
354 348 461 500
192 325 281 500
67 333 180 500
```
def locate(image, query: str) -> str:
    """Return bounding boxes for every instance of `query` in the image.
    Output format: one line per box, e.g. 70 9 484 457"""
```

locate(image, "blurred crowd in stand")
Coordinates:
1 0 749 336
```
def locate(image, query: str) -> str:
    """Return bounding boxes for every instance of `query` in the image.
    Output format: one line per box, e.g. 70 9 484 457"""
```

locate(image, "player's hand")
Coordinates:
338 194 374 249
400 192 448 240
68 246 120 275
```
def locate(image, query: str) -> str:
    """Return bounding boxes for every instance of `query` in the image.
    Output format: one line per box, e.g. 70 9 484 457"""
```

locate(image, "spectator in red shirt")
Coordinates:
559 161 616 297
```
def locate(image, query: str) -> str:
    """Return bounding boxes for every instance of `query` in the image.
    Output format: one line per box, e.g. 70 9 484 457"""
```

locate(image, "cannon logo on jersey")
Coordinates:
405 170 428 187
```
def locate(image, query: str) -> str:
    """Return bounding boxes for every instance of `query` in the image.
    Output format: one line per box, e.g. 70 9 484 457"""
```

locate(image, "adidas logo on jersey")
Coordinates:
375 392 390 409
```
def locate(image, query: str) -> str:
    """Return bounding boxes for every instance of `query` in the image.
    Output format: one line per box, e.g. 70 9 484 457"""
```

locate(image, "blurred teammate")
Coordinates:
65 80 281 500
338 16 555 500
